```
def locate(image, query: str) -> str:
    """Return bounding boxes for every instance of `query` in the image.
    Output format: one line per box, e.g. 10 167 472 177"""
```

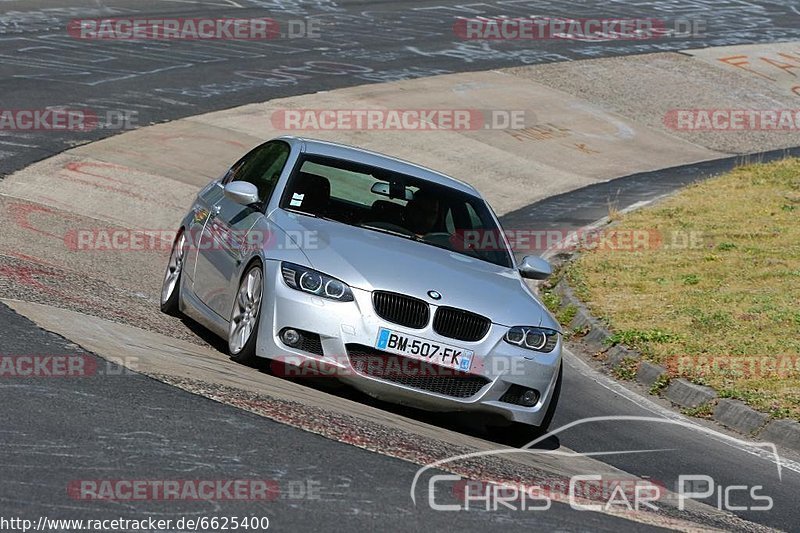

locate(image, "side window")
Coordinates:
225 141 290 204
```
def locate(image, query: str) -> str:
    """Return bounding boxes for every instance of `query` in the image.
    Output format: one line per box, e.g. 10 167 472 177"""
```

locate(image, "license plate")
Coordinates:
375 328 473 372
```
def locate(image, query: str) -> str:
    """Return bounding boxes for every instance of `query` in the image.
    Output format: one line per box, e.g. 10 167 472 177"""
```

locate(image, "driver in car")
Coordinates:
404 191 441 237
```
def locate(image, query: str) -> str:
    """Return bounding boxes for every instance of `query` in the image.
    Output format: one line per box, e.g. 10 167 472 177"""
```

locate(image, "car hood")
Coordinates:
270 209 558 329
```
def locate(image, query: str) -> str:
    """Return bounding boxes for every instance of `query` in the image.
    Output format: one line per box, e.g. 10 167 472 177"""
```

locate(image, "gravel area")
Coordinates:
0 253 208 347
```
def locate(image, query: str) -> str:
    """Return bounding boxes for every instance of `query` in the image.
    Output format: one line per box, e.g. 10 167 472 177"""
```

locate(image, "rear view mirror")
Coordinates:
371 182 414 200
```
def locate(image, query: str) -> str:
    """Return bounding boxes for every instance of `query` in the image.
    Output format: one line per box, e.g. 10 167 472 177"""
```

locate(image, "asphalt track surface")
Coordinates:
2 0 800 531
2 303 677 532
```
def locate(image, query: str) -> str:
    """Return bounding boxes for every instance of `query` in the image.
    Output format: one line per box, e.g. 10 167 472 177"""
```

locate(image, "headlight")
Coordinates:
281 262 354 302
504 326 559 352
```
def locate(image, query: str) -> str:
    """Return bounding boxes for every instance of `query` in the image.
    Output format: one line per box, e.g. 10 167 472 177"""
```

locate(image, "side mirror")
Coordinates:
518 255 552 280
224 181 260 207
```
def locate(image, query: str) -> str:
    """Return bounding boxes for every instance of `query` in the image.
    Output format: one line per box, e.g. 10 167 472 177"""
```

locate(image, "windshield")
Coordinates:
279 155 513 268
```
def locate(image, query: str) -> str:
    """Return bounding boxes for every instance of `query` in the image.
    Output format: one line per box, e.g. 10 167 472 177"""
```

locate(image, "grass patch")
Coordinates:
539 288 578 334
540 290 561 314
557 304 578 327
605 329 677 349
567 158 800 420
649 374 671 395
681 403 715 419
612 357 639 381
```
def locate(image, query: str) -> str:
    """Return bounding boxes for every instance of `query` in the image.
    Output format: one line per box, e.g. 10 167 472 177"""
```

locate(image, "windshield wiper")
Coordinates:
358 223 421 242
284 207 318 217
284 207 338 222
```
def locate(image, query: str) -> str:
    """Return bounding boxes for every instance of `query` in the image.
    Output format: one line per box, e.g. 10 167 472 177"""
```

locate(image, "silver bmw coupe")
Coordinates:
161 136 562 436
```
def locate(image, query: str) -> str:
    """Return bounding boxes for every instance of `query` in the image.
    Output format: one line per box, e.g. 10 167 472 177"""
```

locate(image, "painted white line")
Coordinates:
0 140 38 148
565 349 800 476
540 197 667 262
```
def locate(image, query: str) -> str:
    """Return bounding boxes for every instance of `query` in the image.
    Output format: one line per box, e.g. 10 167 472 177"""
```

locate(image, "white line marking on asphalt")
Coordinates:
565 350 800 477
0 140 38 148
540 198 666 262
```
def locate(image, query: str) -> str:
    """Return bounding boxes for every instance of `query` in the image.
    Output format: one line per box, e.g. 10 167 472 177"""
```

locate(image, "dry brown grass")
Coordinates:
568 158 800 419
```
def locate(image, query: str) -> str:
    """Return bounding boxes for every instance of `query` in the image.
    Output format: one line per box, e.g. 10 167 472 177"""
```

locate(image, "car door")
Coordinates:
192 140 290 319
182 178 226 287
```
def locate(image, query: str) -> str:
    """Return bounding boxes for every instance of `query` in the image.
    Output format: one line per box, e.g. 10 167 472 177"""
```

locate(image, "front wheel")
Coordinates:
228 263 264 365
160 231 186 316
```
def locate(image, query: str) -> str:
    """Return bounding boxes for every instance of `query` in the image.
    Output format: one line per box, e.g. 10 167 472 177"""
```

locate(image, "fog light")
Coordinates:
521 389 539 407
500 385 541 407
281 328 301 346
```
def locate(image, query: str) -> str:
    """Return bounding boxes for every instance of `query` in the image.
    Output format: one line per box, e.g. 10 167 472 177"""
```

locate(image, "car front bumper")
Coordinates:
255 260 562 427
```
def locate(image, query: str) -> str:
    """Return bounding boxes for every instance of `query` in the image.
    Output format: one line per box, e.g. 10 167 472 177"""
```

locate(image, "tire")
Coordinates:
492 361 563 446
228 262 264 365
160 230 186 316
534 360 563 437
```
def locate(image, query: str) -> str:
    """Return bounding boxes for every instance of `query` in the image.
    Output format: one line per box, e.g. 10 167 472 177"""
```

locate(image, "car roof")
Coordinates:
275 135 481 197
